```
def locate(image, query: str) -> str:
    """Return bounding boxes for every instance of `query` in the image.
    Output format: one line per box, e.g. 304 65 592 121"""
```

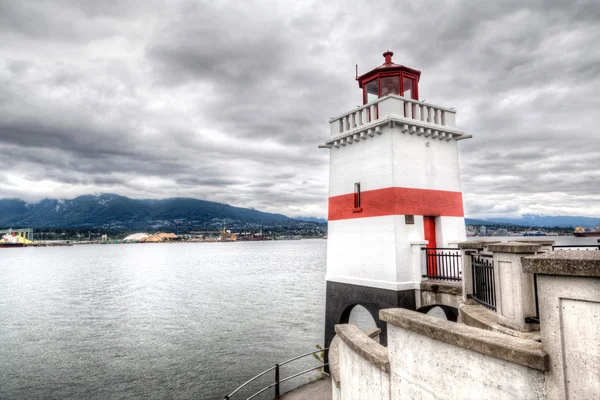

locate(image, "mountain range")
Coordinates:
465 214 600 228
0 193 322 231
1 194 596 231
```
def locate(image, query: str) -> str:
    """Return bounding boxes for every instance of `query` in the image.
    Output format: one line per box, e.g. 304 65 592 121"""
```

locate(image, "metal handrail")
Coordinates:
224 348 328 400
279 364 329 385
279 349 325 366
226 366 277 398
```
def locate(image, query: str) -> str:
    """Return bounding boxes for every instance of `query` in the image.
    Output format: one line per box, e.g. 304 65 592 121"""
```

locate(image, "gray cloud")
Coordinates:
0 0 598 218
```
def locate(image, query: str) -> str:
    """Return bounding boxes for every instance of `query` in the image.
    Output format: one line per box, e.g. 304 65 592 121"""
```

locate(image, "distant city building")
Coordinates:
496 228 508 236
479 226 487 235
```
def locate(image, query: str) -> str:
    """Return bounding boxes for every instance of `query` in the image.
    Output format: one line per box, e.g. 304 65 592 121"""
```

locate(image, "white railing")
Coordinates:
329 95 457 137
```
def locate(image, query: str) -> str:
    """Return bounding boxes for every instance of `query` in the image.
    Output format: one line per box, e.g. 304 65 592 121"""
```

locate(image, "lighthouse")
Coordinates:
323 51 468 349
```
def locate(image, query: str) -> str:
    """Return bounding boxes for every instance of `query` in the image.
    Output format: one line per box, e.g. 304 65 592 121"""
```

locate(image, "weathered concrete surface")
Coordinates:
280 377 332 400
334 325 389 373
459 303 541 341
512 239 556 246
419 280 462 311
458 240 485 250
420 280 462 295
329 335 341 389
380 308 547 371
386 321 547 399
522 250 600 277
337 327 390 400
487 242 541 254
330 327 381 395
493 249 539 332
535 272 600 399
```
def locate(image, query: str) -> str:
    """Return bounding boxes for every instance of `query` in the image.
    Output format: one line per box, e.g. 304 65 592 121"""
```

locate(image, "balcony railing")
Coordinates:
327 95 462 145
421 247 462 281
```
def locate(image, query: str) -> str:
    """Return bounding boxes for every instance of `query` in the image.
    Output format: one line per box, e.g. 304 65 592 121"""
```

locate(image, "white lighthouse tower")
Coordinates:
323 51 468 349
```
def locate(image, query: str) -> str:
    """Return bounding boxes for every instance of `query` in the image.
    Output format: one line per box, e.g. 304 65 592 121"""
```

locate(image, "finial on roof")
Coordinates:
383 50 394 64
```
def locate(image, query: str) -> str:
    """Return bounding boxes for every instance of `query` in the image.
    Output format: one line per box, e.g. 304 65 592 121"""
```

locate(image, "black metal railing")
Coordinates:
224 348 328 400
552 245 600 250
421 247 462 281
468 254 496 310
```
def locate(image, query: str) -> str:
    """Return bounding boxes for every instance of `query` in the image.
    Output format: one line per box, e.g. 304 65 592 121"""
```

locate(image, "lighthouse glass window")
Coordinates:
364 79 378 104
380 76 400 97
402 77 414 99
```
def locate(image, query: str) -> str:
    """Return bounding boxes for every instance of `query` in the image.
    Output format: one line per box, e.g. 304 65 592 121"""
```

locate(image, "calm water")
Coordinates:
1 236 597 400
0 240 327 400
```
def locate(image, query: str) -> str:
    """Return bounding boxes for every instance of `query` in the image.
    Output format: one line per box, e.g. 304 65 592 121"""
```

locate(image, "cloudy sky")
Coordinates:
0 0 598 219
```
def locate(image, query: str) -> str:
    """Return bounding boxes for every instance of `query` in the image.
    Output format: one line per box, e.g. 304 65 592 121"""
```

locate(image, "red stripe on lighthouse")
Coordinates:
328 187 464 221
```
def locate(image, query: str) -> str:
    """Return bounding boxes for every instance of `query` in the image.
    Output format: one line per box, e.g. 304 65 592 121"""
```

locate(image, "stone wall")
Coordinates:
331 247 600 399
334 325 390 400
381 308 547 400
333 310 547 400
523 251 600 400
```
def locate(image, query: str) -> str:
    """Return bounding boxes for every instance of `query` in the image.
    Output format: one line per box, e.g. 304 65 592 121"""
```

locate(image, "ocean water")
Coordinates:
0 236 596 400
0 240 327 400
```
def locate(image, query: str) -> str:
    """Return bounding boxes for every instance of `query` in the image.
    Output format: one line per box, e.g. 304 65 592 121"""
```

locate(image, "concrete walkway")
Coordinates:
280 377 332 400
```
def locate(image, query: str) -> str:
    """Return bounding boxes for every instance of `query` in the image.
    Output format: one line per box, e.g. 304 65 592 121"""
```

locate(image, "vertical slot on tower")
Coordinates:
354 182 361 209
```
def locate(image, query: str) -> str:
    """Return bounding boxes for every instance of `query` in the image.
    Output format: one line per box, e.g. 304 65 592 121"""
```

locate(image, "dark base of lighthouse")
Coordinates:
323 280 417 363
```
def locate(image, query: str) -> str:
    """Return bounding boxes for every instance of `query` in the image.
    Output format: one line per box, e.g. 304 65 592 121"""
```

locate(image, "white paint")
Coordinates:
326 88 466 293
329 95 459 138
338 338 390 400
328 124 463 196
537 275 600 400
329 130 394 197
327 215 429 290
387 324 546 399
437 216 466 247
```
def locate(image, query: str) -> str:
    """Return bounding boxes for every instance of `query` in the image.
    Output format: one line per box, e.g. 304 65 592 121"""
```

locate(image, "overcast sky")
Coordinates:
0 0 598 219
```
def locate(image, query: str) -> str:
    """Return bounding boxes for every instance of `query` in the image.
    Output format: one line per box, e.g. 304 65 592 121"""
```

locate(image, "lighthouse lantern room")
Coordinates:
358 50 421 104
323 51 469 351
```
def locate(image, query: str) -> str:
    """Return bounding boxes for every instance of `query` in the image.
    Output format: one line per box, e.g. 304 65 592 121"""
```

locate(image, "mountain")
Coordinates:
294 216 327 223
467 214 600 228
0 193 322 231
464 218 509 226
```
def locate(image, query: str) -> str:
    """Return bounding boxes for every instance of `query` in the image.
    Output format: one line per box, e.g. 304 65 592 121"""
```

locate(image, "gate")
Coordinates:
468 254 496 310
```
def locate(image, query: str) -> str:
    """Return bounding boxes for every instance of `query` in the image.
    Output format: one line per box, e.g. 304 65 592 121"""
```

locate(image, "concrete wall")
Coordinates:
329 131 394 197
522 251 600 400
381 308 547 400
327 215 428 290
328 123 462 197
390 126 462 193
334 325 390 400
386 324 545 399
487 243 541 332
334 311 547 400
338 340 390 400
538 275 600 399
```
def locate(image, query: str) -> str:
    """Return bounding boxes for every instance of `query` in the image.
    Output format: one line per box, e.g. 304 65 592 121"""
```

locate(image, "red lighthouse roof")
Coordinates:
357 51 421 104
